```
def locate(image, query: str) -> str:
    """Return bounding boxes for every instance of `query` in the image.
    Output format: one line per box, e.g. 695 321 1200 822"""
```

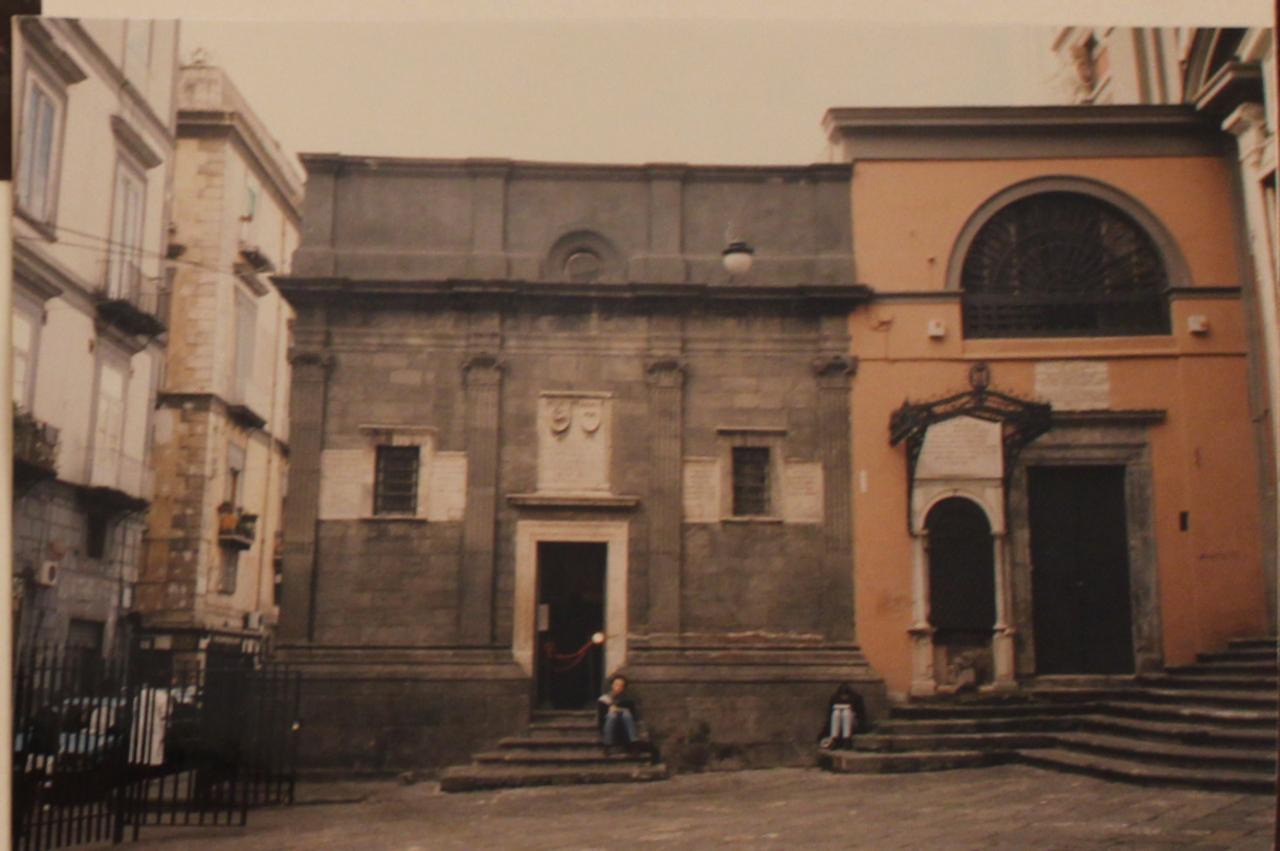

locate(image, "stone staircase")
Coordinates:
440 710 669 792
821 637 1277 793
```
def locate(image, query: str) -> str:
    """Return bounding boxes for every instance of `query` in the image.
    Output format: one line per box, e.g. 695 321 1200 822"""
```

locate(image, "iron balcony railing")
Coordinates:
97 259 169 337
217 506 258 551
13 405 59 473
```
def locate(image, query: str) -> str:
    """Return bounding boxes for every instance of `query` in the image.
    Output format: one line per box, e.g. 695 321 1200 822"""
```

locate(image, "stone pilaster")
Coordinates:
278 346 333 643
645 356 686 636
458 350 504 645
812 352 857 642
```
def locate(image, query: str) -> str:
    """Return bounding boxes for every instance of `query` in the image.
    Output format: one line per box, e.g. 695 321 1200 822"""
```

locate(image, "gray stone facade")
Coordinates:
277 158 884 772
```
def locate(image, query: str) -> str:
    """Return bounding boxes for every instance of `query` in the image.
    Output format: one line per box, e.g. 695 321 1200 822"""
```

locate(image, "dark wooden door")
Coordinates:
1028 465 1135 674
535 542 607 710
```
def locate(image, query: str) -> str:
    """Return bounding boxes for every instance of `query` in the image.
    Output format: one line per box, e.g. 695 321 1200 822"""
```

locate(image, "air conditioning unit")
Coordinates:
244 611 263 631
34 561 59 587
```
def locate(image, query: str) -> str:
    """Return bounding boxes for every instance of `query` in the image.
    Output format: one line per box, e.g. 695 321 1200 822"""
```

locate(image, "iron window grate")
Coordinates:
961 191 1170 338
732 446 771 516
374 445 419 515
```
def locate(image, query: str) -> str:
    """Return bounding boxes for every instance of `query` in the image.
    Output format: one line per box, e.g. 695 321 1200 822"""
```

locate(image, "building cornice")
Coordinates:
298 153 851 183
823 105 1230 161
275 275 873 309
19 18 87 85
179 109 303 224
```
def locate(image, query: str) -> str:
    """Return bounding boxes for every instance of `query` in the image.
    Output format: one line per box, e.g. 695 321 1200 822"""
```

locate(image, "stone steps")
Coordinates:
1138 673 1277 690
1050 730 1275 773
441 710 669 793
1074 712 1276 748
873 715 1077 736
820 748 1007 774
854 731 1056 752
820 636 1278 792
1016 748 1274 794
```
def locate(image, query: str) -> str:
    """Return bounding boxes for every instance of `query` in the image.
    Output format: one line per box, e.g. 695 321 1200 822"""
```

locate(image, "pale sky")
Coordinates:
42 0 1276 169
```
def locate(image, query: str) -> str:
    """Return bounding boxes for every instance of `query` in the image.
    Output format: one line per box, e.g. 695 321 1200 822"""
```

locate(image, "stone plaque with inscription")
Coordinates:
1034 360 1110 411
782 461 824 524
428 451 468 521
683 458 720 523
915 416 1003 480
537 393 612 492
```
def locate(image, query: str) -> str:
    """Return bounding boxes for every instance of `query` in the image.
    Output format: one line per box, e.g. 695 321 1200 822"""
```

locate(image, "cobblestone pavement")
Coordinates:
93 765 1275 851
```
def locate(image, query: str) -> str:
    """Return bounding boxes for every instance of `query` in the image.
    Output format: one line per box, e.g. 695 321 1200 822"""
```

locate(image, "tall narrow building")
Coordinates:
135 59 301 671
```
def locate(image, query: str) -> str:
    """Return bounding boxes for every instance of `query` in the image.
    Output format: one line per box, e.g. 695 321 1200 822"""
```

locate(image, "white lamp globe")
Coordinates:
722 241 754 276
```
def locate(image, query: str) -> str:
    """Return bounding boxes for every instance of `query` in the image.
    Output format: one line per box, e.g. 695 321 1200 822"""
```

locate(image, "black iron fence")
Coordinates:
12 647 300 850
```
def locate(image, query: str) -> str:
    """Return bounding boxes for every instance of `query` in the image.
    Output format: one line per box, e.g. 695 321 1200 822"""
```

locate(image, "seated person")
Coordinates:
597 676 640 754
820 683 866 750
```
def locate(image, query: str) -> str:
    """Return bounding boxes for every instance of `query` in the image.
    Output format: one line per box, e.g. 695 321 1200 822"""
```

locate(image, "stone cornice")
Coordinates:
275 276 873 308
298 152 851 183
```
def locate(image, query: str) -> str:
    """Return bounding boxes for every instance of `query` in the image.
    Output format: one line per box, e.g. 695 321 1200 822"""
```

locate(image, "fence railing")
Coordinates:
11 646 300 851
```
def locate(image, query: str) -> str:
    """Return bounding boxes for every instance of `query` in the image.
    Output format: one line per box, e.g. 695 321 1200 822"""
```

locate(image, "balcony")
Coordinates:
13 405 58 492
95 259 169 337
217 504 259 551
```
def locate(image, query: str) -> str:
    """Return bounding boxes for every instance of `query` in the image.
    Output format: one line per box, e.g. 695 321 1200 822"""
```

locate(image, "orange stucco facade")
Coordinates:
834 114 1269 700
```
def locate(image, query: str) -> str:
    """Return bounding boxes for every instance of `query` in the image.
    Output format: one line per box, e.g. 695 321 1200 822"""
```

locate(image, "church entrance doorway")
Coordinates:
926 497 997 688
535 542 607 710
1028 465 1135 674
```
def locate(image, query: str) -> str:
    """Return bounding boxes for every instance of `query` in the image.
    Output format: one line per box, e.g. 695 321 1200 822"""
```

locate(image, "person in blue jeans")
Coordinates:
598 676 639 755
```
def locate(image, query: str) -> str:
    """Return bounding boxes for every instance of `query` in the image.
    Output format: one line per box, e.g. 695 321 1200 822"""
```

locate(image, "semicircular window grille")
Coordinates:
960 191 1170 338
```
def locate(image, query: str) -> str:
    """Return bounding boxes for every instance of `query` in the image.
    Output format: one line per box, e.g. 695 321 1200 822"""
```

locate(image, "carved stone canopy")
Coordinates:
889 362 1052 487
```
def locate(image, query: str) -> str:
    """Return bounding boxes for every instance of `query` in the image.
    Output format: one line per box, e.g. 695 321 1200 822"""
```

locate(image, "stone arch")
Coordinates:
911 483 1003 537
945 177 1192 336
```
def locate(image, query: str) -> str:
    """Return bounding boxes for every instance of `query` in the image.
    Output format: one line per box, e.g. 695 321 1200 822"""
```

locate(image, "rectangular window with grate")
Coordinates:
375 445 420 515
732 446 771 516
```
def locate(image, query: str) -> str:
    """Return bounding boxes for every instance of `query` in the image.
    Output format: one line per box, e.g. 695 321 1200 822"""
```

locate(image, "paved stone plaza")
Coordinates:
95 766 1274 850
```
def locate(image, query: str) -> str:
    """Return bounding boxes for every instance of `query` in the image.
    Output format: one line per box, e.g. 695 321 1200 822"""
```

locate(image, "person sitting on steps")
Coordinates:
820 682 866 750
598 676 640 756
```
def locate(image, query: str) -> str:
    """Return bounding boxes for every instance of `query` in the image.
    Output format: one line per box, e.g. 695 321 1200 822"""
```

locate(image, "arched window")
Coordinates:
960 191 1170 338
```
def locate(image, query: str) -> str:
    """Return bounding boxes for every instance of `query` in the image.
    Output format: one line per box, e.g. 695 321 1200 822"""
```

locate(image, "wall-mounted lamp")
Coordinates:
722 240 755 276
1187 315 1211 336
926 319 946 340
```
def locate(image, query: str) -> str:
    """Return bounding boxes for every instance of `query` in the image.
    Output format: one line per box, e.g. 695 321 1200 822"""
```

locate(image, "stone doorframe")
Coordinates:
908 483 1016 697
513 520 630 680
1005 413 1165 677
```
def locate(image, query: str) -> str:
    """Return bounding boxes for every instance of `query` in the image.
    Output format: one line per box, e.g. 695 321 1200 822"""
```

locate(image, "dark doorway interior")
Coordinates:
536 542 606 710
927 497 997 686
1028 465 1135 675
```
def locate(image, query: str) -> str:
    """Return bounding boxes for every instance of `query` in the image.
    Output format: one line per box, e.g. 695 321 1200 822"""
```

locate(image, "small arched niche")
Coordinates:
542 230 624 284
926 496 996 690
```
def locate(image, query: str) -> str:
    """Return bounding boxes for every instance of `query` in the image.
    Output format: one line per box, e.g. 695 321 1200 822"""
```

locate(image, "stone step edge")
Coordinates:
818 749 1007 774
439 764 669 793
1050 731 1276 770
474 750 656 765
1014 748 1275 794
853 732 1057 752
1074 713 1277 746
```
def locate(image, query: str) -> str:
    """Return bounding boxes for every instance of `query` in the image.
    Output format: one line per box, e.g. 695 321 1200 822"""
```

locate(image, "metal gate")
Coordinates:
12 647 300 850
